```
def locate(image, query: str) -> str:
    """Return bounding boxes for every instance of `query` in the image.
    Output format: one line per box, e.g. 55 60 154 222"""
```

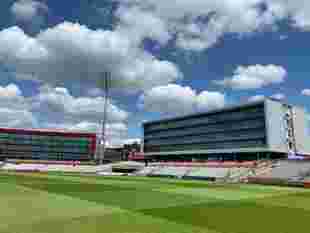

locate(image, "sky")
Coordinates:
1 0 310 146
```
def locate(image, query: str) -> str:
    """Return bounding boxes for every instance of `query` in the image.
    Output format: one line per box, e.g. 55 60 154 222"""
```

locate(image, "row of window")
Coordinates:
144 129 266 146
0 133 92 143
0 143 91 151
0 152 91 160
1 145 90 153
1 149 92 157
144 139 266 153
144 118 266 139
144 108 265 132
0 138 91 147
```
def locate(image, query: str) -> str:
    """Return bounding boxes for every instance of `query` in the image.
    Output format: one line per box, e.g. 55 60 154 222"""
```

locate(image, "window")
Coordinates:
145 107 265 132
145 139 266 152
145 118 265 139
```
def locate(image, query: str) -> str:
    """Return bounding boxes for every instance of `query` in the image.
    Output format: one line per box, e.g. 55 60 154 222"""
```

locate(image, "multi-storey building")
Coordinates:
0 128 96 161
143 98 310 161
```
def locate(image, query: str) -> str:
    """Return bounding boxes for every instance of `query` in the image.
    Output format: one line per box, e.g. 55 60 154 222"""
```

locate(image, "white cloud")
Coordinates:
123 138 141 145
115 5 171 46
0 22 181 92
264 0 310 30
248 93 285 102
302 89 310 96
115 0 267 51
139 84 197 115
0 108 37 128
196 91 226 111
33 86 128 123
139 84 225 116
215 64 287 90
114 0 310 51
11 0 48 22
248 95 266 102
0 83 129 144
0 83 30 110
0 83 36 128
0 83 22 98
87 88 104 97
271 93 285 100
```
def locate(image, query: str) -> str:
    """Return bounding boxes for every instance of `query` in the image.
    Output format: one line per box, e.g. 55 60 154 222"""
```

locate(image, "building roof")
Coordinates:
0 127 96 137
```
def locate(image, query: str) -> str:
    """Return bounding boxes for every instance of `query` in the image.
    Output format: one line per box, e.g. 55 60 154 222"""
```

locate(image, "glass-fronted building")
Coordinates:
0 128 96 161
143 99 310 161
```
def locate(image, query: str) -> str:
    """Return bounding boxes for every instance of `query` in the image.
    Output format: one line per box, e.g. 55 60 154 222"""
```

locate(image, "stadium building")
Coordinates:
0 128 96 161
143 98 310 161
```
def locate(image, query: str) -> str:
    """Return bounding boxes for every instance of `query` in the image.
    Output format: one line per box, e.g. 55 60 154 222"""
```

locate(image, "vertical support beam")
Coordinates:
257 152 260 161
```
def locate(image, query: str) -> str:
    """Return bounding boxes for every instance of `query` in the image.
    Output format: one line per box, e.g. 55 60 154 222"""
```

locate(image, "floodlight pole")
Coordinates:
99 71 110 165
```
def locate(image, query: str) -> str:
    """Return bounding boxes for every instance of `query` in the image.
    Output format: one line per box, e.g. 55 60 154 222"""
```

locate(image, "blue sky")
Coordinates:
1 0 310 146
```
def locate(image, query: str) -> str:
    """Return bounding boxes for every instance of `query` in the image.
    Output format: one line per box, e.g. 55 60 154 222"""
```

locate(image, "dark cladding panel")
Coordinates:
144 102 267 154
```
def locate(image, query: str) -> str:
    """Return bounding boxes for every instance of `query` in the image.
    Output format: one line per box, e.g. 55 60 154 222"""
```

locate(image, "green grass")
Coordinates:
0 172 310 233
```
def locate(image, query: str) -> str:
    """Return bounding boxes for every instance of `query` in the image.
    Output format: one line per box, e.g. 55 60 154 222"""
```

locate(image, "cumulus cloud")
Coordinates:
248 95 266 102
87 88 104 97
0 22 181 92
138 84 197 115
214 64 287 90
115 0 267 51
33 85 128 123
302 89 310 96
0 83 30 110
123 138 141 145
113 0 310 51
0 83 36 128
0 82 129 145
115 5 171 46
0 108 37 128
10 0 49 34
0 83 22 99
139 84 225 116
196 91 226 111
271 93 286 100
11 0 48 22
248 93 285 102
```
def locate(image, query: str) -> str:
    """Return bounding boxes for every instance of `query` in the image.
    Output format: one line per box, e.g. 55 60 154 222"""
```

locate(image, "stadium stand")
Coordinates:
132 166 156 176
184 167 230 181
148 161 256 168
149 166 191 178
264 160 310 180
132 161 262 181
247 160 310 187
111 161 144 173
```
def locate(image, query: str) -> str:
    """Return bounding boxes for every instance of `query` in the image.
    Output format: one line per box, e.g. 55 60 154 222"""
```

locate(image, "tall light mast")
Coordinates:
99 71 110 165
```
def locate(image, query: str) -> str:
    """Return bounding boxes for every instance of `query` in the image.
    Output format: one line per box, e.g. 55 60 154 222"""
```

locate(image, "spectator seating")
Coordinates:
150 166 191 178
267 160 310 179
149 161 256 168
185 167 230 179
134 166 157 176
